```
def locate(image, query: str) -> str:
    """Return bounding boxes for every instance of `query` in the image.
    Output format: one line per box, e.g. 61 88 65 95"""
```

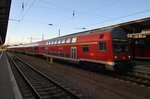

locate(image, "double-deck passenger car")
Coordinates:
8 27 132 71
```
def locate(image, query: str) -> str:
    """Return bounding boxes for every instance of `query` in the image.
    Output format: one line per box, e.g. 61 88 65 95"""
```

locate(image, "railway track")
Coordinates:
111 73 150 87
7 53 80 99
78 63 150 87
79 62 150 87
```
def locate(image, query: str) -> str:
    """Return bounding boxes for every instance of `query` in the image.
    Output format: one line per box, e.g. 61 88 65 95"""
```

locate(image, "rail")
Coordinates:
7 53 80 99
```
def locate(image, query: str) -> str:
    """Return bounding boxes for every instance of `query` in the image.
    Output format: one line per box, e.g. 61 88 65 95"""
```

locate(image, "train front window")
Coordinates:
113 41 128 54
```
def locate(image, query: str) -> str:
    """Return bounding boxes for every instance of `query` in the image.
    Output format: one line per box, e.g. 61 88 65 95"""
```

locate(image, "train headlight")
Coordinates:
114 56 117 59
128 56 131 58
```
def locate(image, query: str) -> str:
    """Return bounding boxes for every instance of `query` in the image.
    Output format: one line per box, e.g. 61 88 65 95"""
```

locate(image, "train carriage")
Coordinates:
7 42 39 54
40 27 132 71
7 27 132 71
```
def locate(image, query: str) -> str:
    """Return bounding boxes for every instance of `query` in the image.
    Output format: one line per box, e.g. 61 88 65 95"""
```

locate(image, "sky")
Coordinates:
6 0 150 45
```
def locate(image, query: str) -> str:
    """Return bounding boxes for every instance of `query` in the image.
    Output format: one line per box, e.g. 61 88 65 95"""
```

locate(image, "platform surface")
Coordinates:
0 52 17 99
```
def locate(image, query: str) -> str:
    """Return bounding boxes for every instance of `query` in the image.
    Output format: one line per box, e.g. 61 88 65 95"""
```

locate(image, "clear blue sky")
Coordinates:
6 0 150 45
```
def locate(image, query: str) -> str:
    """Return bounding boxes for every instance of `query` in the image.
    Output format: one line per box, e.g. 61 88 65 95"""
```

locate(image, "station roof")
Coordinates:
110 17 150 33
81 17 150 35
0 0 11 44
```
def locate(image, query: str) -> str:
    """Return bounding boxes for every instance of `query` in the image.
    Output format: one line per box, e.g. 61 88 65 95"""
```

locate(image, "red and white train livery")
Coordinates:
8 27 132 71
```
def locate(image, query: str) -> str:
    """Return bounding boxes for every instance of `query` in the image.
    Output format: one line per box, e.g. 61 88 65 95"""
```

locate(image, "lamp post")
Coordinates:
48 24 60 37
58 29 60 37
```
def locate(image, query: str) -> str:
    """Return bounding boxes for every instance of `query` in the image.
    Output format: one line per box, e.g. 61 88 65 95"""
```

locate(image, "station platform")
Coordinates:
134 60 150 66
0 52 22 99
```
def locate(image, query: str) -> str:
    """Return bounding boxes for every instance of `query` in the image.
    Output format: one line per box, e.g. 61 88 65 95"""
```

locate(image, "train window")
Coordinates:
82 45 89 52
34 47 38 50
66 38 71 43
48 41 51 45
48 51 50 55
71 37 77 43
54 40 57 44
51 41 54 45
54 51 56 55
99 42 106 51
113 41 128 54
66 52 70 58
58 40 61 44
51 51 53 55
58 51 60 56
46 42 48 45
62 39 66 44
61 51 64 57
45 47 48 50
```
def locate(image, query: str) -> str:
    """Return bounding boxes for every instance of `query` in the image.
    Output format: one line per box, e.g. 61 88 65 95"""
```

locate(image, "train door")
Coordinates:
71 47 77 59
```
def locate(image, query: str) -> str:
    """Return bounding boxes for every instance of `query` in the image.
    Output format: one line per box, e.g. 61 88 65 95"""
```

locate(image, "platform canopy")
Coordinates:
108 17 150 33
0 0 11 44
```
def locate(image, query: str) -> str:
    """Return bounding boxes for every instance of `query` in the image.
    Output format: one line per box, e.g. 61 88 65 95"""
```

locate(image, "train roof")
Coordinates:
8 42 39 48
44 27 114 42
43 17 150 42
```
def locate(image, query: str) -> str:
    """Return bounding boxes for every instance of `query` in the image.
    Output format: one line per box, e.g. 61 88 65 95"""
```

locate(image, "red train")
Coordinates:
128 32 150 60
7 27 132 71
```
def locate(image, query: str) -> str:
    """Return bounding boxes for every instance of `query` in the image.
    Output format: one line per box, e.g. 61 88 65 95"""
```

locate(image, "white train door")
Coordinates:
71 47 77 59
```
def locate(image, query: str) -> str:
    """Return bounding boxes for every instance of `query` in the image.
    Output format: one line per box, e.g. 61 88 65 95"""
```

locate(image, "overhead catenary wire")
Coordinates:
10 0 38 36
57 0 123 27
15 0 124 31
61 9 150 35
82 9 150 28
21 0 37 20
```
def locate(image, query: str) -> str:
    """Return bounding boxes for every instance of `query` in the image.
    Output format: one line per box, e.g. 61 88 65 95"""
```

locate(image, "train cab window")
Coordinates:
99 42 106 51
62 39 66 44
66 38 71 43
82 45 89 52
71 37 77 43
113 41 128 54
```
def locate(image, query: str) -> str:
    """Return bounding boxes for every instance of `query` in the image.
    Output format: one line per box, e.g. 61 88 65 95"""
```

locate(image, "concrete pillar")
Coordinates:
47 57 49 61
50 57 53 63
